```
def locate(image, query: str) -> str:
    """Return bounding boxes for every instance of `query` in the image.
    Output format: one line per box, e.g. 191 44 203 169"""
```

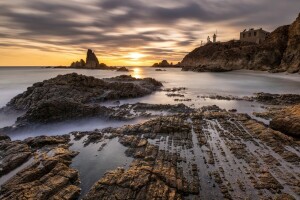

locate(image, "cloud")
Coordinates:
0 0 299 65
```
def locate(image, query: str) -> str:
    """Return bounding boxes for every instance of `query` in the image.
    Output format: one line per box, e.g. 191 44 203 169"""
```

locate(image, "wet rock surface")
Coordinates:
0 101 299 199
81 106 300 199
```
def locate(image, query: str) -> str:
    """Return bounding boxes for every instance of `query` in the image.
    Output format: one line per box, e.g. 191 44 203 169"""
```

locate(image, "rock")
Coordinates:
69 49 116 70
0 135 10 141
270 104 300 137
0 145 80 200
24 135 70 148
0 138 32 176
116 67 129 72
280 13 300 73
180 13 300 73
254 92 300 105
3 73 162 125
16 99 113 124
155 69 166 71
152 60 180 68
85 49 100 68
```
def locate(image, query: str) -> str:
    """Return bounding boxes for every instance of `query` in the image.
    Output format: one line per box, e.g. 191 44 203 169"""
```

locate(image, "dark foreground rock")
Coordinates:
2 73 162 125
181 13 300 73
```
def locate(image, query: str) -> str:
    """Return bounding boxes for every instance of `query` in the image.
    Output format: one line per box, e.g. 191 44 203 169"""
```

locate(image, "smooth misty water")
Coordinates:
70 136 133 198
0 67 300 139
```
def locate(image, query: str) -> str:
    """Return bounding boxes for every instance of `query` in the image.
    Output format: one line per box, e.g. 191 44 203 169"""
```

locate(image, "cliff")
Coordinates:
181 13 300 73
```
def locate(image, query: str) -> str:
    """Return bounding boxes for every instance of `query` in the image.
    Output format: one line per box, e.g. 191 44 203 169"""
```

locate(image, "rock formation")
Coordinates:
181 13 300 73
0 103 299 199
85 49 99 68
70 49 114 70
2 73 162 126
116 67 129 72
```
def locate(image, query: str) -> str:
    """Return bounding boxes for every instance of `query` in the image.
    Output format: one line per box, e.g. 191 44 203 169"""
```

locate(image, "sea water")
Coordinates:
0 67 300 139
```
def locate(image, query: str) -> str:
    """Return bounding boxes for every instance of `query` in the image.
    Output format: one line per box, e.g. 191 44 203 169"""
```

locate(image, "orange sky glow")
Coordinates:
0 0 299 66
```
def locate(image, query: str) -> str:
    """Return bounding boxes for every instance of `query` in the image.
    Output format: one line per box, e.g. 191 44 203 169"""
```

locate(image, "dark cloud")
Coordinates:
0 0 299 63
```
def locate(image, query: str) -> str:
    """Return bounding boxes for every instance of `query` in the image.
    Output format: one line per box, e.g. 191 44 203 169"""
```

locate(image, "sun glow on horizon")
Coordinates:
127 52 145 60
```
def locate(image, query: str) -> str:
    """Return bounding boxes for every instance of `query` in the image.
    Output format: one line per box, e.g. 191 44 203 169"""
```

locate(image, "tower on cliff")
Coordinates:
213 33 217 43
207 36 211 43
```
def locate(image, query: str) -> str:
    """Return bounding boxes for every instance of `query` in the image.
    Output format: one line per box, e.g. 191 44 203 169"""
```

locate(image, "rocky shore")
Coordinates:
0 71 299 199
180 13 300 73
1 102 299 199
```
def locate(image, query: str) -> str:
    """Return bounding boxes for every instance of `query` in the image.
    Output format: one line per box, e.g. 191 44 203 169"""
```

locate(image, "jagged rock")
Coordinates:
69 49 116 70
181 13 300 73
85 49 99 68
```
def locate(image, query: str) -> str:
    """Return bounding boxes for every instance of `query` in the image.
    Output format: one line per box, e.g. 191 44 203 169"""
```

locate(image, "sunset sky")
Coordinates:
0 0 299 66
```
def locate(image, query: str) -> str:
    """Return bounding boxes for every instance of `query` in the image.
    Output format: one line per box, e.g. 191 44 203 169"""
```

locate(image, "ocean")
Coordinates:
0 66 300 140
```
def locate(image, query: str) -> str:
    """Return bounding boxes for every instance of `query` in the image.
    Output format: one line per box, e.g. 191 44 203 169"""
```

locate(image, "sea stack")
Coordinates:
86 49 100 68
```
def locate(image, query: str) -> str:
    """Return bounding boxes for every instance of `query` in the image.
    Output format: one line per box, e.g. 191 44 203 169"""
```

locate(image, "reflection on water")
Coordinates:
0 67 299 108
70 136 133 198
132 68 141 78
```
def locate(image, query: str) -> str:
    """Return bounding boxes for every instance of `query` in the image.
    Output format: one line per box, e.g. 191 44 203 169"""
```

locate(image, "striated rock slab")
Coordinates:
0 136 80 200
83 105 300 199
0 136 32 176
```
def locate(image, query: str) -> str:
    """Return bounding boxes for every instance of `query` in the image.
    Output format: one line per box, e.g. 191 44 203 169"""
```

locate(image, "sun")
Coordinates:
128 52 145 60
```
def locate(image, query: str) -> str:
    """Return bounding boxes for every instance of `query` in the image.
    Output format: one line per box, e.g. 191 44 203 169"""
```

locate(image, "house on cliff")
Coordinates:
240 28 269 44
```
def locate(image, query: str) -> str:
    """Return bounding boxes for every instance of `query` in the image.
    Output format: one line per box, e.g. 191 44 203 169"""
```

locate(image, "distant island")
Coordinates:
54 49 129 71
152 60 181 68
180 13 300 73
